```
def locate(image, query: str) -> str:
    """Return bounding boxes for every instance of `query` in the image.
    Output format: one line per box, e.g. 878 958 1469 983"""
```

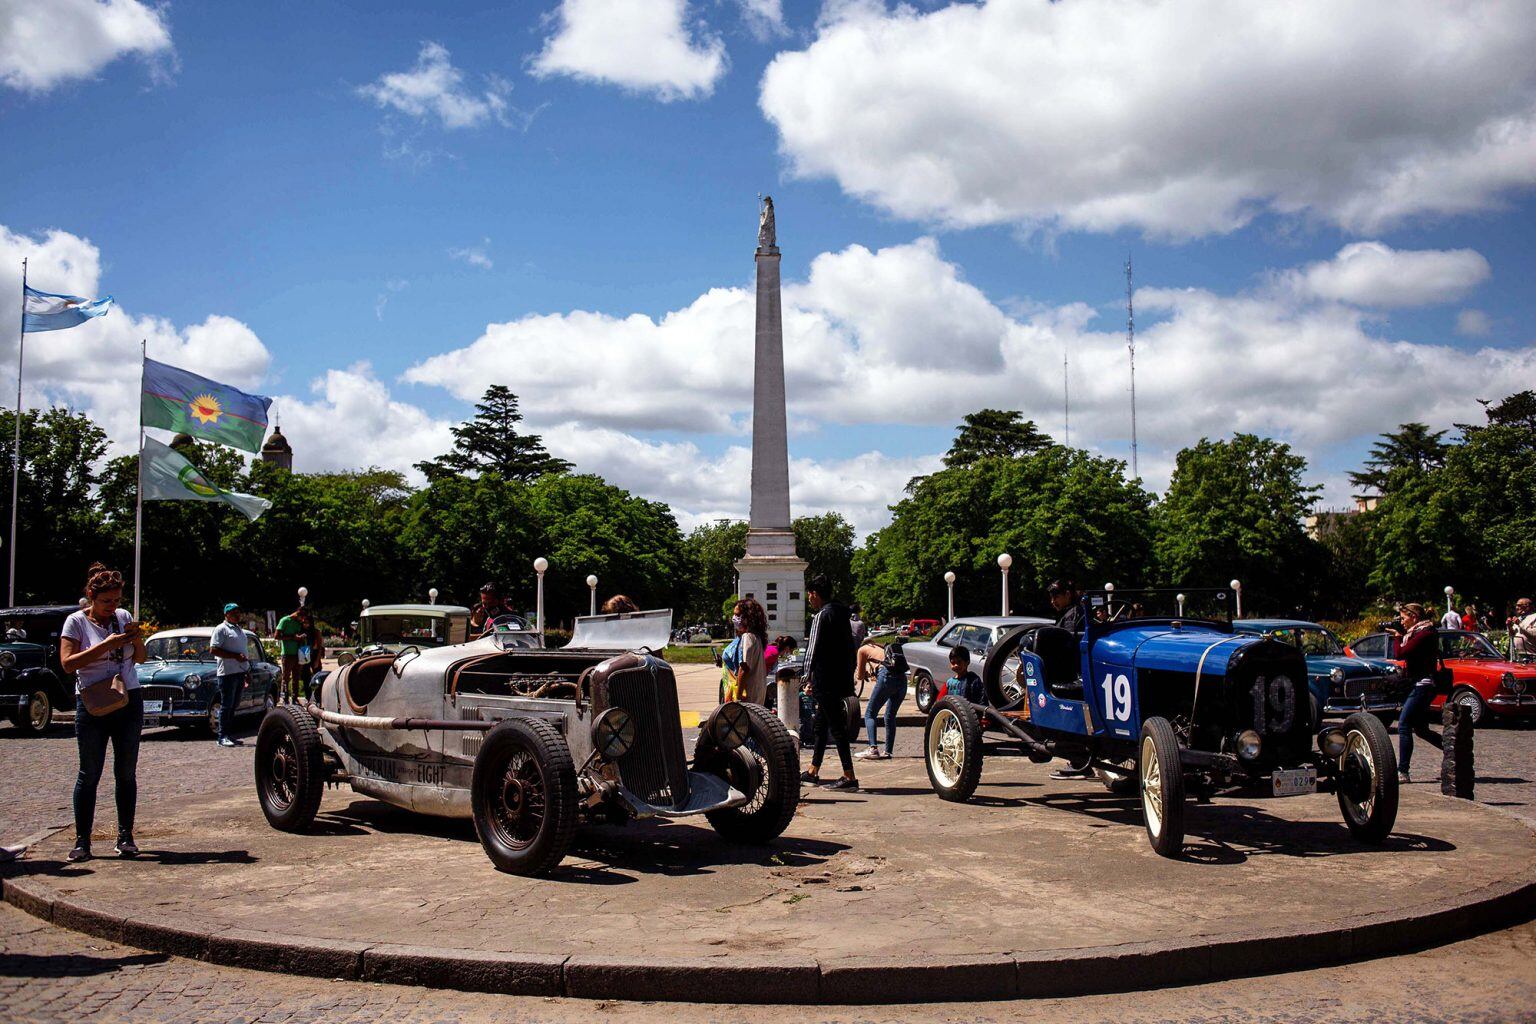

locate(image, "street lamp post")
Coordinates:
1105 581 1115 620
1444 585 1455 617
997 553 1012 616
360 599 369 611
1176 592 1186 617
297 586 308 608
534 557 549 643
428 587 438 606
944 571 956 621
1230 579 1242 620
587 575 598 616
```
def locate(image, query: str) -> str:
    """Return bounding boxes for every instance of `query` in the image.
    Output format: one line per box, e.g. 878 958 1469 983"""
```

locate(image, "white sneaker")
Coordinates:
855 747 881 760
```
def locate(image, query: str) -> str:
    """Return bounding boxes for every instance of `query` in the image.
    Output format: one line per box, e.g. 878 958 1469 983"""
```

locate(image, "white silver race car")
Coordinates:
254 610 800 876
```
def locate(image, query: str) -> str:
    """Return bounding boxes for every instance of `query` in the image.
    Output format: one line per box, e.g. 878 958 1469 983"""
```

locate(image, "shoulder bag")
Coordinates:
80 610 130 716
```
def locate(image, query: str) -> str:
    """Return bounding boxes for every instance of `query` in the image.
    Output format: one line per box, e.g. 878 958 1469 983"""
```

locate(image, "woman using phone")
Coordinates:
58 564 147 862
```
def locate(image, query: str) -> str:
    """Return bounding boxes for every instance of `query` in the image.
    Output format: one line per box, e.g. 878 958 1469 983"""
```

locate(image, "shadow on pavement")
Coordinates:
0 951 168 978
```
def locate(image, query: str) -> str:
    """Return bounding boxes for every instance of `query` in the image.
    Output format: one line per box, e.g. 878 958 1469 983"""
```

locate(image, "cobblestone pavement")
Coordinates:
2 714 1533 1022
2 902 1533 1023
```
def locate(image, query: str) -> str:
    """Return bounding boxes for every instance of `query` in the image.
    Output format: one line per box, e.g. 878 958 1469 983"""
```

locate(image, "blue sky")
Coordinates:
3 0 1534 535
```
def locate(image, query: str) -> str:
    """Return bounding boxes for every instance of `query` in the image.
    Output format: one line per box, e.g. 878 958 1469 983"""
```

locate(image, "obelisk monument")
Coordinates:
735 196 808 638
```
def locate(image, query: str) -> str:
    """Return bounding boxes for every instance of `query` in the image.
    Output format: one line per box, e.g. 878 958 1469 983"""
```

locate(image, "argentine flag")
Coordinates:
23 284 114 333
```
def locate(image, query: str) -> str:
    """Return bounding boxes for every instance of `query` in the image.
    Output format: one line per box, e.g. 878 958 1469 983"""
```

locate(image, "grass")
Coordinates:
663 644 721 664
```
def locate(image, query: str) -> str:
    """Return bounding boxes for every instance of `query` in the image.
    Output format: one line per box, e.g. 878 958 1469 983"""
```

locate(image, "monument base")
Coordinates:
735 547 808 641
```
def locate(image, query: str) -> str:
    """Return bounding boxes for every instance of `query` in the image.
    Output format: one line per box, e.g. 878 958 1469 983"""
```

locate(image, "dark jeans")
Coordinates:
73 690 144 844
811 687 855 776
218 673 245 741
864 668 907 755
1398 683 1443 773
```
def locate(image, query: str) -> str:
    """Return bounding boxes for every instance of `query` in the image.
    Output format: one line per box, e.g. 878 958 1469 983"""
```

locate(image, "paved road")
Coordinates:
2 902 1533 1023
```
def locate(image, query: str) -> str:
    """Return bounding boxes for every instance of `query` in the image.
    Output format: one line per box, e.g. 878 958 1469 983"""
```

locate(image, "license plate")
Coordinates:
1272 767 1317 797
142 700 163 714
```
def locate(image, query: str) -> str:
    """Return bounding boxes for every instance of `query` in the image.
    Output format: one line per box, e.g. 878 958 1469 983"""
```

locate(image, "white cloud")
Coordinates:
736 0 786 40
275 365 455 482
1290 242 1491 308
759 0 1536 236
0 0 172 91
358 42 512 129
449 239 493 270
530 0 726 101
1456 309 1493 338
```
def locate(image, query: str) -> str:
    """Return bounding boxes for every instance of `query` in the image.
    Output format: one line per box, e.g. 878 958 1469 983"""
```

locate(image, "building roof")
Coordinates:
261 427 292 453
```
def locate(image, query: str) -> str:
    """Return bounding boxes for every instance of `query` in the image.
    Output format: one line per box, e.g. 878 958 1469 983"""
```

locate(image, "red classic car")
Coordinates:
1346 629 1536 725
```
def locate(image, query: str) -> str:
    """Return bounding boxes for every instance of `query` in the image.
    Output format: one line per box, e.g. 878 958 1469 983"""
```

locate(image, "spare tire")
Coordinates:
983 626 1035 711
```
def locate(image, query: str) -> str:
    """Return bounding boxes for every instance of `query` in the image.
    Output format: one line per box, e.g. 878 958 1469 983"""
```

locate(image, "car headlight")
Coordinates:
1236 729 1262 761
184 674 202 690
591 707 635 761
0 650 15 669
711 701 752 751
1329 667 1346 685
1501 671 1520 694
1318 727 1348 758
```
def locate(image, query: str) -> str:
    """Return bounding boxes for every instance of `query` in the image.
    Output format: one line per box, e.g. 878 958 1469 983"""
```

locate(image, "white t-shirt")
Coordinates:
1440 609 1462 630
210 621 249 677
62 609 139 692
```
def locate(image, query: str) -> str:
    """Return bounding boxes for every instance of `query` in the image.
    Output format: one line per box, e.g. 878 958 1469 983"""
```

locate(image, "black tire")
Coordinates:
703 702 801 844
914 672 938 715
1095 761 1138 795
254 706 325 832
1309 694 1321 733
10 686 52 734
1336 711 1399 843
925 696 983 802
983 627 1031 711
471 718 578 876
1138 717 1185 858
1450 687 1486 726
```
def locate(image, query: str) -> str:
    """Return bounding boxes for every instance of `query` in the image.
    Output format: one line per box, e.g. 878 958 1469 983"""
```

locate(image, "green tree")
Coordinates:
941 409 1052 470
416 385 572 482
680 520 747 622
0 408 111 603
792 512 856 602
1154 434 1322 610
401 474 537 609
1348 422 1449 497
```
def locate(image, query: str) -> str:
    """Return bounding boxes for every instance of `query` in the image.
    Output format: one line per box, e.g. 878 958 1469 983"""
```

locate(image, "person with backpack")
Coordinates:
858 639 909 760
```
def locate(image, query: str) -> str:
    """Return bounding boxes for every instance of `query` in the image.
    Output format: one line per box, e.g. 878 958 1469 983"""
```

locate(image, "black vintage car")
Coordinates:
0 605 78 734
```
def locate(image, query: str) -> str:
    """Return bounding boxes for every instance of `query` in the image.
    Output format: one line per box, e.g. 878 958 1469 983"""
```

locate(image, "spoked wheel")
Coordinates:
1138 717 1185 858
254 706 325 832
1336 711 1398 842
914 673 938 715
983 626 1032 711
11 688 52 734
702 702 801 844
471 718 578 876
925 696 983 802
1451 687 1486 726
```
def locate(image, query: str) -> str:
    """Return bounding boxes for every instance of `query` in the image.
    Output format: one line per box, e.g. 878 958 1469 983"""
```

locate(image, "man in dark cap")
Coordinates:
470 583 513 636
1049 580 1085 633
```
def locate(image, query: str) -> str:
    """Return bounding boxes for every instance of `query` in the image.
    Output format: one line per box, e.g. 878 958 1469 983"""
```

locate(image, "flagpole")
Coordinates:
9 257 25 607
133 339 145 619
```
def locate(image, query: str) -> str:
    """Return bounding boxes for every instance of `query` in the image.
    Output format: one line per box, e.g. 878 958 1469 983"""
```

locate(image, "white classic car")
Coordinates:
254 609 800 876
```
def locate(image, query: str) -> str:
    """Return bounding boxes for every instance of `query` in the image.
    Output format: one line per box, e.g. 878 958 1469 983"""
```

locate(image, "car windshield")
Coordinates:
361 614 453 646
1266 627 1342 656
1089 587 1235 623
1442 632 1500 659
147 636 214 661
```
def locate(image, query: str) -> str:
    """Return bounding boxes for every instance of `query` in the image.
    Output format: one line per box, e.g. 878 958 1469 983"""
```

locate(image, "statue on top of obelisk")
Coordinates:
737 193 807 638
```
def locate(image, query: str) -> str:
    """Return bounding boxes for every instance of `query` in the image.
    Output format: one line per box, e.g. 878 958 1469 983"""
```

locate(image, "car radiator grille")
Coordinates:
140 685 184 704
605 664 690 809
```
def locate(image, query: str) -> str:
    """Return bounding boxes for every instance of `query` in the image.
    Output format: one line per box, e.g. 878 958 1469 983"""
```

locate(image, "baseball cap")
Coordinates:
223 602 241 614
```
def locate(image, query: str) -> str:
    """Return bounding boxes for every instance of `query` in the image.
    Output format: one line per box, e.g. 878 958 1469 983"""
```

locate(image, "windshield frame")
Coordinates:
146 635 216 663
1441 630 1500 660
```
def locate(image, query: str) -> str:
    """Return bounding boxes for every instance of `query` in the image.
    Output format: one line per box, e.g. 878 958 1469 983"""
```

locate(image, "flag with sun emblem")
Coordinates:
139 438 272 521
141 357 273 454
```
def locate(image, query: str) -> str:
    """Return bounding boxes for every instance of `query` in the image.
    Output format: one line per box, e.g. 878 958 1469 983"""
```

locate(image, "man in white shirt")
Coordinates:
1510 598 1536 659
210 602 250 747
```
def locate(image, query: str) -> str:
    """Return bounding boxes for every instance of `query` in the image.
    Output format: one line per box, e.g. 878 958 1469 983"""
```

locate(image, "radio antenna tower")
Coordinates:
1063 348 1070 447
1125 254 1139 480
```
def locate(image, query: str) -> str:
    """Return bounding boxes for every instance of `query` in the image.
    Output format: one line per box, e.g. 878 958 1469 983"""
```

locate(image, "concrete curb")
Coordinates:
4 859 1533 1004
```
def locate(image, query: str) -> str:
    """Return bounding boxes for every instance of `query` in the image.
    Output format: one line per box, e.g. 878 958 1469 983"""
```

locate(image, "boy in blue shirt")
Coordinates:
941 646 985 704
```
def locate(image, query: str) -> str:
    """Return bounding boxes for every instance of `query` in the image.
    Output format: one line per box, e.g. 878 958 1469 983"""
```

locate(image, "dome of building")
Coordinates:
261 427 293 470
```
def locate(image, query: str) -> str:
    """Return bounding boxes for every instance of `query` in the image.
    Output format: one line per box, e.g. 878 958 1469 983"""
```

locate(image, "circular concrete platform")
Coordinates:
5 755 1534 1003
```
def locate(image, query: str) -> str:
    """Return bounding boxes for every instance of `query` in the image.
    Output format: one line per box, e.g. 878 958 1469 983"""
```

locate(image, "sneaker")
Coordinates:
799 770 820 783
114 835 139 858
1050 766 1093 780
825 777 859 791
855 748 881 760
66 841 91 863
1398 770 1410 784
218 737 237 747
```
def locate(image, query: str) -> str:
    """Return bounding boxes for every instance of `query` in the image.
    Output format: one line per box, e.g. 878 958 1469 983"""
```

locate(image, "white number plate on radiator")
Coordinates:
1272 766 1317 797
141 700 164 714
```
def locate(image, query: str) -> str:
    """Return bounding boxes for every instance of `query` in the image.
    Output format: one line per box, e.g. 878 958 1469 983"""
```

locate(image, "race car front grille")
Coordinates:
603 663 690 810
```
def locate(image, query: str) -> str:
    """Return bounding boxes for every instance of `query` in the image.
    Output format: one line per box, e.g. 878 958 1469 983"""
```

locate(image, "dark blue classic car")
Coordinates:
140 627 279 734
0 604 77 734
925 588 1399 858
1234 619 1407 727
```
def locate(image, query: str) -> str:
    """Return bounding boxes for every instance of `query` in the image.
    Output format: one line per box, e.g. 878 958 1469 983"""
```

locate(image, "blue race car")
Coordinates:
1233 619 1407 728
924 588 1399 858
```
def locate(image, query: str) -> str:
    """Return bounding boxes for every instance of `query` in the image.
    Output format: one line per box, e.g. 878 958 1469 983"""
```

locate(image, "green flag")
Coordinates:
141 437 271 521
141 357 272 454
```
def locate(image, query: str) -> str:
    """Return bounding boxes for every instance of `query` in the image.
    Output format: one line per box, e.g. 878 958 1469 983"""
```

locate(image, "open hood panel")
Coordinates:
565 609 673 653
